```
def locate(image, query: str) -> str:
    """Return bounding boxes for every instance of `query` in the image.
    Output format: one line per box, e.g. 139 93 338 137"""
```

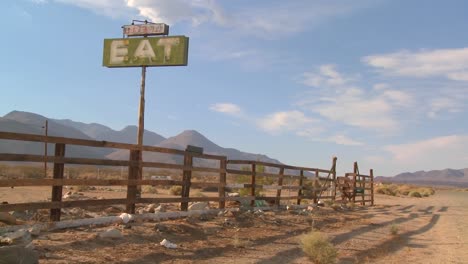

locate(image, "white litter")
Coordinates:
119 213 134 224
160 238 177 249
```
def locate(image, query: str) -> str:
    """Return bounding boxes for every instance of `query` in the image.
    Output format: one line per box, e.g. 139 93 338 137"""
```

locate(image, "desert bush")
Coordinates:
238 188 263 197
409 191 422 198
169 186 183 195
300 231 337 264
390 223 399 235
75 185 90 192
142 186 158 194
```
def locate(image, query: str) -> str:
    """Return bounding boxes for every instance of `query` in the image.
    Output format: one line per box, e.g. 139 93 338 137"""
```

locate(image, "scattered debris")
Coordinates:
0 244 39 264
0 212 16 225
227 192 240 197
160 238 177 249
0 229 32 246
188 202 209 211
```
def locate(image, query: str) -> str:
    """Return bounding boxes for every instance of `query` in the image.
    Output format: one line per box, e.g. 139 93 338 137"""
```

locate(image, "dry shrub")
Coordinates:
169 186 183 195
390 223 399 235
409 191 422 198
142 186 158 194
300 231 337 264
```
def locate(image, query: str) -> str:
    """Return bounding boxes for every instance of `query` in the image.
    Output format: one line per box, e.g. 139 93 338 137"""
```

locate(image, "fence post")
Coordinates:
126 149 140 214
181 153 193 211
275 167 285 207
218 158 227 209
314 170 319 204
370 169 374 206
250 163 256 207
50 143 66 221
332 157 337 202
297 170 304 205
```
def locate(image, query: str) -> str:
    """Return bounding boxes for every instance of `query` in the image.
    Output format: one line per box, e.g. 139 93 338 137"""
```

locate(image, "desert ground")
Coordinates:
1 188 468 263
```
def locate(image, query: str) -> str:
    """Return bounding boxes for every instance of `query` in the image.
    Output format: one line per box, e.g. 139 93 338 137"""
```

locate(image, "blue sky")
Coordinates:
1 0 467 176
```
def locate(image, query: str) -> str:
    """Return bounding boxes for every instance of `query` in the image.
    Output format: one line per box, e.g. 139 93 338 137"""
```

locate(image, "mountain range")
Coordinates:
1 110 467 186
376 168 468 187
0 111 280 166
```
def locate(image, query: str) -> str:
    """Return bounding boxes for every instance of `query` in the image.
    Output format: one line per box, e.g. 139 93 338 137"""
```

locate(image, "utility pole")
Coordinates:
43 120 48 177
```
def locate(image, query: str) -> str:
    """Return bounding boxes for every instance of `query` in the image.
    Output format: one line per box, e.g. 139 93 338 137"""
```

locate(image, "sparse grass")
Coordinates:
142 186 158 194
390 223 399 235
300 231 337 264
169 186 183 195
75 185 90 192
232 234 250 248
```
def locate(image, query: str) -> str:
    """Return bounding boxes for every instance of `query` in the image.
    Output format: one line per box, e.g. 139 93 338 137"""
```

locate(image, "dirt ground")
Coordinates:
1 189 468 263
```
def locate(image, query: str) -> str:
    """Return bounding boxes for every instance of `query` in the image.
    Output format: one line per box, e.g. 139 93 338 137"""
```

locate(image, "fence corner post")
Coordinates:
50 143 66 222
275 167 285 207
126 149 140 214
250 163 256 207
218 158 227 209
370 169 374 206
297 170 304 205
181 153 193 211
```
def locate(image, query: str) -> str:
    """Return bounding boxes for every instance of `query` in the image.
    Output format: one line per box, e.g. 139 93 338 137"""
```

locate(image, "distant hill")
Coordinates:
1 111 109 158
1 110 281 167
53 119 165 146
107 130 281 167
376 168 468 187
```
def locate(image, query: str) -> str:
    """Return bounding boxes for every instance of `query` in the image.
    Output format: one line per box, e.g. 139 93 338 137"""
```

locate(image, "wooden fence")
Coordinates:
335 162 374 205
0 131 348 222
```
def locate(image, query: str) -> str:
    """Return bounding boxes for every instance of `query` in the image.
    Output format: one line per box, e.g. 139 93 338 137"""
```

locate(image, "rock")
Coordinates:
0 212 16 225
155 205 166 212
98 228 123 239
0 244 39 264
188 202 209 211
147 204 157 213
224 211 235 218
155 223 168 233
28 226 41 237
0 229 32 246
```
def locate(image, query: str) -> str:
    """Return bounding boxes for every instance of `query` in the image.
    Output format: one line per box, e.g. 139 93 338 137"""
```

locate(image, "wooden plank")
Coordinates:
180 153 192 211
0 132 226 160
219 158 227 209
275 167 284 206
0 179 185 187
50 143 65 222
227 160 331 173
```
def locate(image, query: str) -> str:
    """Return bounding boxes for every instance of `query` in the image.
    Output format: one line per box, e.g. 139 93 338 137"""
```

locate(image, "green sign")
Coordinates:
103 36 189 67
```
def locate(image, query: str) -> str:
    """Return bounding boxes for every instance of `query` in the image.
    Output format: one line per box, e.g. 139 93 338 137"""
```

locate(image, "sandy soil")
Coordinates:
1 189 468 263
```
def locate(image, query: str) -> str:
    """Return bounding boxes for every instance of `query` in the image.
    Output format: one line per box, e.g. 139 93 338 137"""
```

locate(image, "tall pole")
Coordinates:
136 65 146 198
43 120 48 177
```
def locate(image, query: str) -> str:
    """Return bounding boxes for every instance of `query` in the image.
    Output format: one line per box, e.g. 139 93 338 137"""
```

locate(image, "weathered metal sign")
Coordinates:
102 36 189 67
123 23 169 36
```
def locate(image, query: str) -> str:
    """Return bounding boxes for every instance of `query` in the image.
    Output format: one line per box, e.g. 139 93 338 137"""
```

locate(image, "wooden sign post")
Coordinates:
103 20 189 210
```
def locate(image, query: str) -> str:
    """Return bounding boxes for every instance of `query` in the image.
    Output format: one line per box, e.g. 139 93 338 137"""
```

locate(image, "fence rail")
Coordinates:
0 131 373 222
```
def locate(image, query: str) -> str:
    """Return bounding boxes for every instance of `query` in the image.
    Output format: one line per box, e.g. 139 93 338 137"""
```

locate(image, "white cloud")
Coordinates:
363 47 468 81
427 97 463 118
326 134 363 146
258 110 315 134
301 64 354 88
298 65 416 132
48 0 373 37
384 135 468 170
209 103 242 116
